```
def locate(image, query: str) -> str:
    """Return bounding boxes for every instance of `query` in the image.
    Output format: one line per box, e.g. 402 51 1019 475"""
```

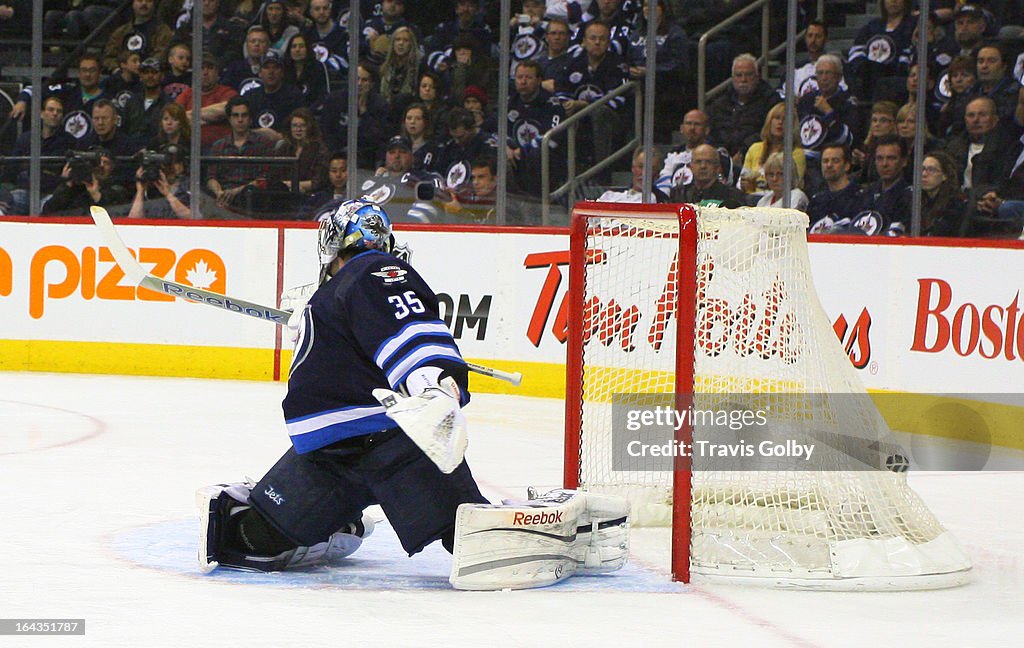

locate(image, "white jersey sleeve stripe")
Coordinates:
374 320 453 366
286 403 388 436
386 346 464 388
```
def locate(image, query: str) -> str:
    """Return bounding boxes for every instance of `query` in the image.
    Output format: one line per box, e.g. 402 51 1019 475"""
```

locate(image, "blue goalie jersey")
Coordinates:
284 250 467 453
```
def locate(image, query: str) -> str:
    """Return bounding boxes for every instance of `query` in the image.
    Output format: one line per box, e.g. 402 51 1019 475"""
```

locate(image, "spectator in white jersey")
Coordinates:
756 152 809 211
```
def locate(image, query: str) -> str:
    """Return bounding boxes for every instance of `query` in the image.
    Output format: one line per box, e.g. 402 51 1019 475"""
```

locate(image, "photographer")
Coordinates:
42 147 130 215
128 145 192 219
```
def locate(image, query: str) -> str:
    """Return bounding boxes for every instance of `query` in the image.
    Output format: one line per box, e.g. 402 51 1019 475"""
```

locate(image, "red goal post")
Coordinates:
565 202 698 582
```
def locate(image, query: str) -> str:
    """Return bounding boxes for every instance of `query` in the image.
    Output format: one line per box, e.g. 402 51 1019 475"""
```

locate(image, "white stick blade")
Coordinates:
89 205 148 285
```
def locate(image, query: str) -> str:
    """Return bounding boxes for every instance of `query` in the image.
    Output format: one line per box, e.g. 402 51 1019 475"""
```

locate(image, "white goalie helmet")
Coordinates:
316 199 394 268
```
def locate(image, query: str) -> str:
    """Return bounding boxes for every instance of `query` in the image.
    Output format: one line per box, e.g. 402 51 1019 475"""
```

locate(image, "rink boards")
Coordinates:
1 217 1023 449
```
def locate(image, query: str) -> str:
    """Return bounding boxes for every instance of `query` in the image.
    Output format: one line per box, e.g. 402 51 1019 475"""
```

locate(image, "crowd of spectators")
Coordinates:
646 2 1024 238
0 1 1023 236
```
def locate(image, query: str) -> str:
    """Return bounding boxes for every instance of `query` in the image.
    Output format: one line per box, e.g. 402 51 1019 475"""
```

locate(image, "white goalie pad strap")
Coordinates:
449 489 630 590
572 490 631 575
372 387 467 473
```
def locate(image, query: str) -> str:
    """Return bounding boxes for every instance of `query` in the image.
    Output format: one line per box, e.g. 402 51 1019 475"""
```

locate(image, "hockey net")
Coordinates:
564 202 970 589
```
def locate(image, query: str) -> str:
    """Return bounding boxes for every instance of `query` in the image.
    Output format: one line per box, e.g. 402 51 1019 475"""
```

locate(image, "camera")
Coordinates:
415 180 435 201
516 13 531 24
135 149 171 183
66 150 104 184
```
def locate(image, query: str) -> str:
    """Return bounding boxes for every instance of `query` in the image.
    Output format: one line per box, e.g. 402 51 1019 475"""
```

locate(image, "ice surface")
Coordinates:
0 372 1021 647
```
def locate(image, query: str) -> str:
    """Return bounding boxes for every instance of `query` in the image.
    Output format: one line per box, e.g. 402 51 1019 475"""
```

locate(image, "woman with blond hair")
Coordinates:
756 151 809 211
895 102 943 181
739 102 805 197
380 26 422 107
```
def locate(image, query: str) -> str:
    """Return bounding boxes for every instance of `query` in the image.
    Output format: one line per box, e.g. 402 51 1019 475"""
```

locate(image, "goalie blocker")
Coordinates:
450 489 630 590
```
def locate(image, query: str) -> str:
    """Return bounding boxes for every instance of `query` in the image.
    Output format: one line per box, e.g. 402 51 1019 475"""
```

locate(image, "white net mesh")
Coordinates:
569 204 970 587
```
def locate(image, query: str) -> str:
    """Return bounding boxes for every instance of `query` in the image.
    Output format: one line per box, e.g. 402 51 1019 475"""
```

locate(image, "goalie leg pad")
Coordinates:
449 489 630 590
197 483 374 573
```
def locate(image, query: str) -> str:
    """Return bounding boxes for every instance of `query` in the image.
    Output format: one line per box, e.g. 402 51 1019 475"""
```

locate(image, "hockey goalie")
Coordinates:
197 199 629 590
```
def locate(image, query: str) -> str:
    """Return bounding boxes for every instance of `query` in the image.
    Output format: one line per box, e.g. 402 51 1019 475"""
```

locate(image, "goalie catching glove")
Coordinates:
373 366 467 474
280 283 317 343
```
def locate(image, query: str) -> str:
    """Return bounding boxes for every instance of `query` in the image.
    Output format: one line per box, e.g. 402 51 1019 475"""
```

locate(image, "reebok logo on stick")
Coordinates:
161 283 286 323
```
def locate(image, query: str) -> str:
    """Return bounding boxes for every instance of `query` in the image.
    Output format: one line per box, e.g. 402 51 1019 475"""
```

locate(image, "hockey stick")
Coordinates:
89 206 523 386
89 207 288 324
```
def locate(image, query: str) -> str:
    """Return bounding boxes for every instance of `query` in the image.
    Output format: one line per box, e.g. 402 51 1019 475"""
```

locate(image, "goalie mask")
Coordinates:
317 199 394 270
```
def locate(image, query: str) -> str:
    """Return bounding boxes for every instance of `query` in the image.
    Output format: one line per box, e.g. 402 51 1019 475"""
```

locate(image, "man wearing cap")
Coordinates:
175 51 239 152
124 56 173 141
242 51 305 137
953 4 989 58
377 136 416 177
431 107 502 193
374 135 445 189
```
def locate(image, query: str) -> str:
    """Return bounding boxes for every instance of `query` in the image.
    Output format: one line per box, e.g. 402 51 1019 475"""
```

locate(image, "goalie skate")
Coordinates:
197 483 373 573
